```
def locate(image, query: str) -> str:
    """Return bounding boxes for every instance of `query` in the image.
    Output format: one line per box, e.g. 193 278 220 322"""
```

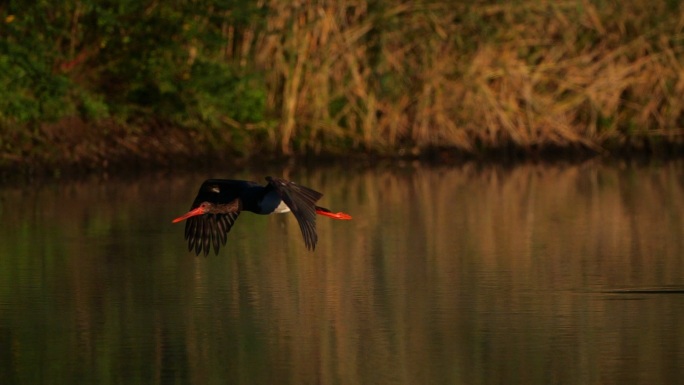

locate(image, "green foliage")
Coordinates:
1 0 683 168
185 60 266 126
0 23 72 123
0 0 266 131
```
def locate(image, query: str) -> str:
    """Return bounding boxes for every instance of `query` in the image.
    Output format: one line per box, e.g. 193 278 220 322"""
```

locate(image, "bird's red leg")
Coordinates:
315 206 352 220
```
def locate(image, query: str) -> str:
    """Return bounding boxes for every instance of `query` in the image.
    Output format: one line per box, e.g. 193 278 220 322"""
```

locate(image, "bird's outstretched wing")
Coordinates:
266 177 323 250
181 179 250 256
185 211 240 256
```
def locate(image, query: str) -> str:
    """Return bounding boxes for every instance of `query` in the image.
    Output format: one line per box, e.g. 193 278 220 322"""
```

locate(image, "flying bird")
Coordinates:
172 177 352 255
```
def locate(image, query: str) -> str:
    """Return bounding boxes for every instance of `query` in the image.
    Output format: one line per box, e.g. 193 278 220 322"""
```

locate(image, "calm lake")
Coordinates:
0 160 683 384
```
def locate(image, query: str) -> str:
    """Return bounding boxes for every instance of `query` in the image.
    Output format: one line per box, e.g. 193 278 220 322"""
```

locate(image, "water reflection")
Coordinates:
0 161 682 384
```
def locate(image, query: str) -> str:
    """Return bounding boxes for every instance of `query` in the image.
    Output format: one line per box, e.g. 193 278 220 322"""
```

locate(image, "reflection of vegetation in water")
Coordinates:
2 1 684 169
0 162 683 383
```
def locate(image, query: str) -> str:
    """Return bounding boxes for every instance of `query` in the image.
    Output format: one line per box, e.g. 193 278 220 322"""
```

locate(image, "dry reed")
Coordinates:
223 0 684 154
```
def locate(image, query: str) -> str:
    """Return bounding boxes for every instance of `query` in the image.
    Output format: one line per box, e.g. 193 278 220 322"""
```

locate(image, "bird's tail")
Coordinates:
315 206 352 220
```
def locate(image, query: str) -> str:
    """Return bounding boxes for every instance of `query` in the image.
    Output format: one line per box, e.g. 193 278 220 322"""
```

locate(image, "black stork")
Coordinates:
172 177 352 255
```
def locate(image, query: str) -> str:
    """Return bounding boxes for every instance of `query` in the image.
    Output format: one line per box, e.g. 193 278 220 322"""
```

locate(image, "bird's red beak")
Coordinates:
172 206 206 223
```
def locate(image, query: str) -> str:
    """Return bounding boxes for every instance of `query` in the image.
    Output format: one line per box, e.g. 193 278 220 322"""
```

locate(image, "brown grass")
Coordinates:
223 0 684 154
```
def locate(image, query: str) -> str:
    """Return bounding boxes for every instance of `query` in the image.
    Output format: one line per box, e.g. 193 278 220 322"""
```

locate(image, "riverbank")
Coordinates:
2 118 681 181
2 1 684 176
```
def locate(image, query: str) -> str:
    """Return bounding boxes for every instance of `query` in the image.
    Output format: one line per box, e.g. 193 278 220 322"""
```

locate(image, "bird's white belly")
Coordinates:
273 200 291 214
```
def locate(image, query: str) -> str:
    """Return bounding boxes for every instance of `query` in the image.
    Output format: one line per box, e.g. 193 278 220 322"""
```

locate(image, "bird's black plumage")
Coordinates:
178 177 324 255
266 176 323 251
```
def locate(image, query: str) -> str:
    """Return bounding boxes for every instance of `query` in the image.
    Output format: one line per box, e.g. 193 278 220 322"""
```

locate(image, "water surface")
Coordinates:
0 161 683 384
